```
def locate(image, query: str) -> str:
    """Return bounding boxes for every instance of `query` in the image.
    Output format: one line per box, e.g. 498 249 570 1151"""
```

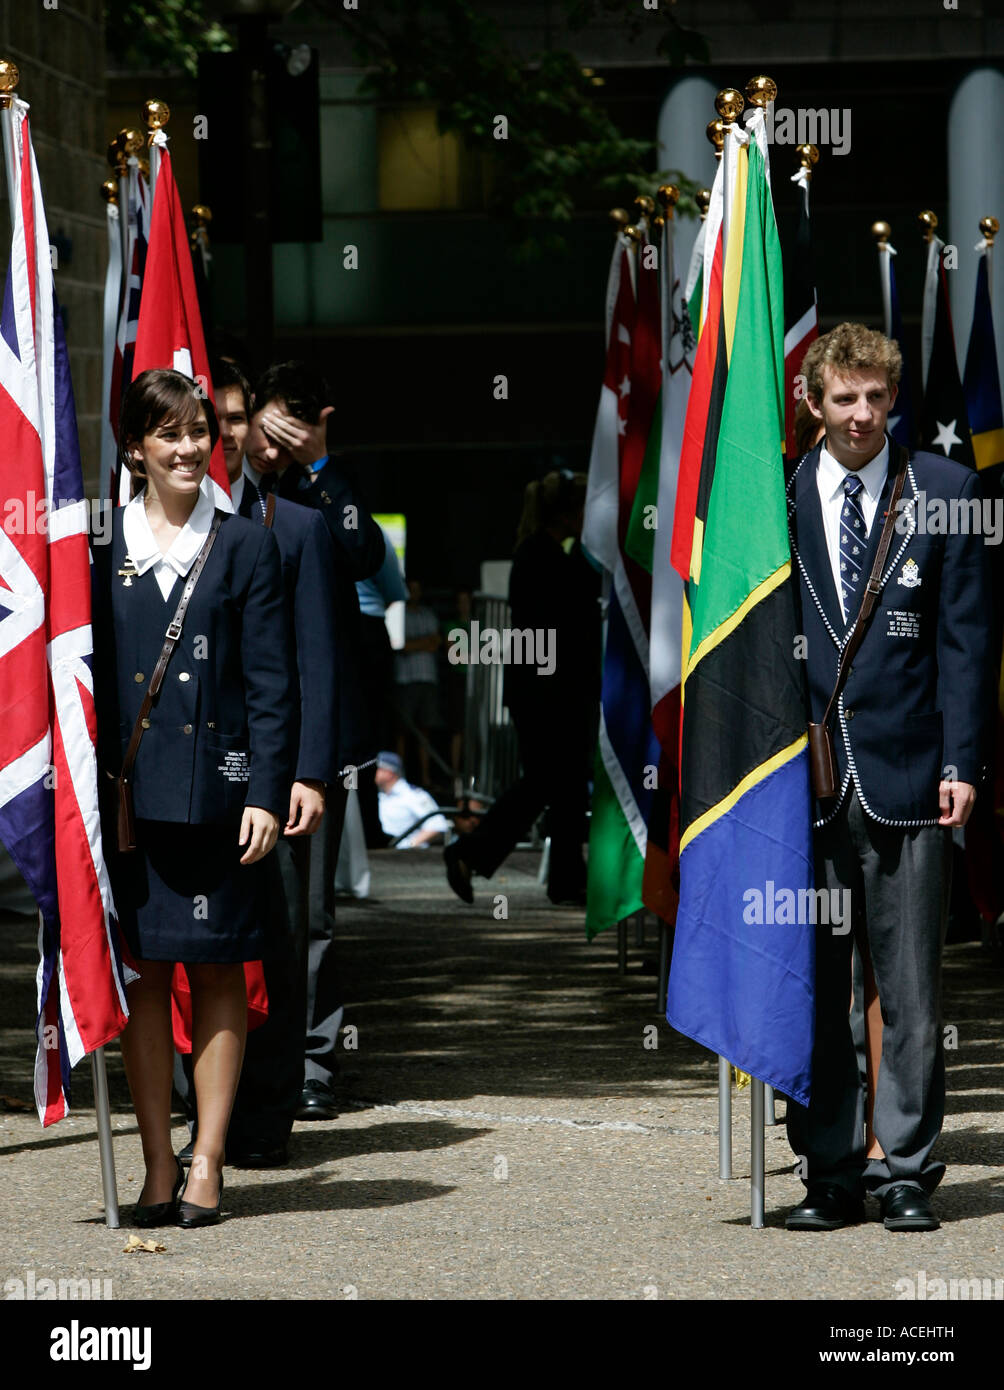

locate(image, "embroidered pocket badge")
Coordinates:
897 557 921 588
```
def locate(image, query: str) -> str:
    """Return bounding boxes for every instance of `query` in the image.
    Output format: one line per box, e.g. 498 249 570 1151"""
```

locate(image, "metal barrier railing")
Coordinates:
460 593 520 809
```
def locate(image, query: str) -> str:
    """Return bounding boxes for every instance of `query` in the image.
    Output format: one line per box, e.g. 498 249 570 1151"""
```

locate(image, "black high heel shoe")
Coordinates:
134 1157 185 1228
176 1168 224 1228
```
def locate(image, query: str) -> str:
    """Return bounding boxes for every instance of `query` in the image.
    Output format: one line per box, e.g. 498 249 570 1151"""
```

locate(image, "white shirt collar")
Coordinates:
229 470 245 512
817 437 890 505
122 486 215 580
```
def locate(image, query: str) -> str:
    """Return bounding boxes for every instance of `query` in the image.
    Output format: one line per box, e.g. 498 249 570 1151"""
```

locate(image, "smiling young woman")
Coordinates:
91 369 295 1228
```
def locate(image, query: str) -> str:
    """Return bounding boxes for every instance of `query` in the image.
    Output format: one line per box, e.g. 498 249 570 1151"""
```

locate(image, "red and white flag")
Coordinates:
0 101 130 1124
133 138 231 510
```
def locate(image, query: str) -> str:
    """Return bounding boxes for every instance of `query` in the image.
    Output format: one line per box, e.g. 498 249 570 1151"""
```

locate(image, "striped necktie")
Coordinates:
839 473 867 619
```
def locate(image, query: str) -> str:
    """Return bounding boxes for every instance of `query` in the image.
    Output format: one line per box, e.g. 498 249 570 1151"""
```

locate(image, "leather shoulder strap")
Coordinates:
264 493 276 530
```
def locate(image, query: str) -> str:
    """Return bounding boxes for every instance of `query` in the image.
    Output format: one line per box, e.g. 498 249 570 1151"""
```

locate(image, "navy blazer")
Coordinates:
92 509 295 824
278 456 385 769
237 480 339 785
788 439 992 827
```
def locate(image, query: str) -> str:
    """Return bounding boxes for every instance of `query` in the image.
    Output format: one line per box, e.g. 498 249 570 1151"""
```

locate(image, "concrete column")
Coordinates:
947 68 1004 375
657 75 719 260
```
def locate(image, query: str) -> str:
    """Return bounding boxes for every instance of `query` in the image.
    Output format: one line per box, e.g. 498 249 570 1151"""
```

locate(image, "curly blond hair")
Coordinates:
801 322 902 402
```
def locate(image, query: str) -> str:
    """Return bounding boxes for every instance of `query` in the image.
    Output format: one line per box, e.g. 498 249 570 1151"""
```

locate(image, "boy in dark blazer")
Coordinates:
247 362 386 1120
785 323 992 1232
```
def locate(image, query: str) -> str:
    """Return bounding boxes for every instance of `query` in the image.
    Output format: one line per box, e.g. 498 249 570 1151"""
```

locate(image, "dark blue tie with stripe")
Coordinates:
839 473 867 618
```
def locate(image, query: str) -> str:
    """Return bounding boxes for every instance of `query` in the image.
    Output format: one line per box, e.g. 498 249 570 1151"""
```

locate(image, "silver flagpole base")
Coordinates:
750 1077 765 1228
718 1055 732 1180
90 1048 120 1229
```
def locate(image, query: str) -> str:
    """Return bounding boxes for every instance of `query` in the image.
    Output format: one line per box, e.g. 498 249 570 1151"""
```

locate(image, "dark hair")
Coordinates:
119 369 220 477
516 468 587 546
253 360 331 425
211 356 252 418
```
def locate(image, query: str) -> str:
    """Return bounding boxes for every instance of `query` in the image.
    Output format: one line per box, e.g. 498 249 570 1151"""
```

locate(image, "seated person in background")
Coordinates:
375 752 451 848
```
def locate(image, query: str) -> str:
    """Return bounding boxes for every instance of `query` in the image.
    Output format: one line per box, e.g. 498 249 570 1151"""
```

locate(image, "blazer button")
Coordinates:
141 718 150 729
183 724 193 735
134 672 144 682
846 709 855 720
178 672 191 682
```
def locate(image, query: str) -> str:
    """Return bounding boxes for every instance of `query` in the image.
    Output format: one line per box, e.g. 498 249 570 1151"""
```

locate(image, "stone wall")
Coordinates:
0 0 106 491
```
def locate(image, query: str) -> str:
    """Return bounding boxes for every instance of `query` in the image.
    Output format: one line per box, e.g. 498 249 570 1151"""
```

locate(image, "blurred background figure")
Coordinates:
395 578 442 789
376 752 452 848
444 470 600 906
356 523 409 847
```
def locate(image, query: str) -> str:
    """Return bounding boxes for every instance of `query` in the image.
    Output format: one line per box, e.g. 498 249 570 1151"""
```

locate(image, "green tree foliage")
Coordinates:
105 0 232 77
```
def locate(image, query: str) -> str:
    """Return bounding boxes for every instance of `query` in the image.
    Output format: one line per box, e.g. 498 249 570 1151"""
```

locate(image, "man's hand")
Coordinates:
938 780 976 827
259 405 334 468
239 806 281 863
285 779 326 836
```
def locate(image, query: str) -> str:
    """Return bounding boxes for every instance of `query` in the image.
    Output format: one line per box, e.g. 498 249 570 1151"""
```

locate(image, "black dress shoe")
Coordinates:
227 1141 288 1169
176 1170 224 1229
881 1184 939 1231
297 1079 339 1121
134 1157 185 1228
786 1182 865 1230
444 839 474 904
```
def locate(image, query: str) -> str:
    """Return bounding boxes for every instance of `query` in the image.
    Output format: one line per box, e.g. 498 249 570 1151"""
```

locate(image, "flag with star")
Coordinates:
665 111 815 1107
963 244 1004 472
920 237 974 468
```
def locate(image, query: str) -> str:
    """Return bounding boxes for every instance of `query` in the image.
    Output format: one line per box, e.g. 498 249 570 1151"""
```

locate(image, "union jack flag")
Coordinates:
0 100 129 1125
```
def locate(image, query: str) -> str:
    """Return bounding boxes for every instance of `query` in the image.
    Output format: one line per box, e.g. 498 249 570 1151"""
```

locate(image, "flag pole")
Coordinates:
980 215 998 300
99 179 121 504
144 98 170 192
746 70 780 1229
0 60 122 1230
712 83 744 1188
872 220 893 339
0 60 19 215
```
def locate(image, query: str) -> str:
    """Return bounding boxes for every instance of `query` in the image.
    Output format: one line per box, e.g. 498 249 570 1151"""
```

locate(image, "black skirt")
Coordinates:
110 819 267 964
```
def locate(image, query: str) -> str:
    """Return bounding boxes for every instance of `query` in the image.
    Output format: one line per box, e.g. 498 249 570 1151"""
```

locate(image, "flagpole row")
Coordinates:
872 220 893 339
750 1078 765 1228
0 60 20 223
718 1055 732 1179
144 98 170 191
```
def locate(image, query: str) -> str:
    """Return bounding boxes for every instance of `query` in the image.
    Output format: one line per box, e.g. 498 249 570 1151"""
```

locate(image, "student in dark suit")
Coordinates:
92 370 293 1227
247 362 385 1119
784 324 992 1233
174 360 340 1164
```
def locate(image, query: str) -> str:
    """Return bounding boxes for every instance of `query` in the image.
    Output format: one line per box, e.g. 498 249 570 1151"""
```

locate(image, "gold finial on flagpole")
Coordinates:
624 224 643 245
979 216 999 247
634 194 656 219
143 99 170 137
695 188 711 221
715 89 744 126
0 59 19 109
745 75 777 108
100 179 118 205
107 138 127 176
657 184 680 221
192 204 212 227
919 209 938 242
119 127 145 157
706 118 725 161
797 143 819 175
609 208 630 233
871 220 891 249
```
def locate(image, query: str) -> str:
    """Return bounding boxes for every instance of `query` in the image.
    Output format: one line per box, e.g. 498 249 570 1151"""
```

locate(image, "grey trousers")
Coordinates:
786 789 952 1198
304 782 347 1085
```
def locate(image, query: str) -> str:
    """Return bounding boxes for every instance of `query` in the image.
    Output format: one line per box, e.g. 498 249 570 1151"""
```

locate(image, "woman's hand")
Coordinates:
238 806 281 864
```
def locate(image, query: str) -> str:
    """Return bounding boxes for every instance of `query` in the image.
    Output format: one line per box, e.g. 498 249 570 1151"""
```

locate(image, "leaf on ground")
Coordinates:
122 1234 166 1254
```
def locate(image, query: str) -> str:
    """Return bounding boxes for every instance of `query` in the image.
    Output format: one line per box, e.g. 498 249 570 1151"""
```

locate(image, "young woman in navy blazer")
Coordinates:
92 370 293 1226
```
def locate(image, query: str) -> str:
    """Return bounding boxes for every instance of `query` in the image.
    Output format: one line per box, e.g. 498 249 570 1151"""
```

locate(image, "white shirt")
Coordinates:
815 439 889 621
122 486 214 601
378 777 451 848
229 457 274 520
